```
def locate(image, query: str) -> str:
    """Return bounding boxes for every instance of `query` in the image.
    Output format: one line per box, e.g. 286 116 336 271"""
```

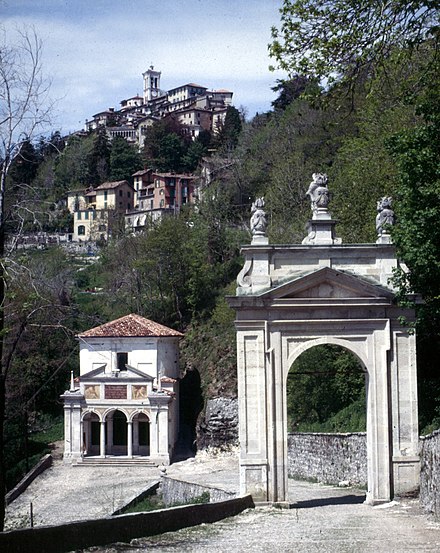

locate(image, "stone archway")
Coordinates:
228 195 420 506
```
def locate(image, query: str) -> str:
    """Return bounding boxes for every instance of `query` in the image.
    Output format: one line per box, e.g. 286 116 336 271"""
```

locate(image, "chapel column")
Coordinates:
127 420 133 457
100 420 106 458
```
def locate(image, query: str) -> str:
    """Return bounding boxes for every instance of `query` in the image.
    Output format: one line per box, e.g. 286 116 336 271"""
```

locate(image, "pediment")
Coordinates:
81 364 155 380
262 267 394 301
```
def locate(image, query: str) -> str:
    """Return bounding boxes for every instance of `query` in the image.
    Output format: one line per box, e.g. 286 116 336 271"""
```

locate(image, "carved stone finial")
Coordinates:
376 197 395 236
250 197 267 242
306 173 330 216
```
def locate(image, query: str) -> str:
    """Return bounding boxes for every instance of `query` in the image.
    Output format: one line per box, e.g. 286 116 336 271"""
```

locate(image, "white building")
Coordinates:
62 314 183 465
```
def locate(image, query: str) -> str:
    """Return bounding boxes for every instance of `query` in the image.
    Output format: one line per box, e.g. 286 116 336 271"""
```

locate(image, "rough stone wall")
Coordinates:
0 495 254 553
419 430 440 517
287 432 367 486
197 397 238 449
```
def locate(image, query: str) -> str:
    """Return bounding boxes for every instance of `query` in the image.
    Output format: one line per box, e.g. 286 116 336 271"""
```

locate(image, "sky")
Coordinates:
1 0 286 135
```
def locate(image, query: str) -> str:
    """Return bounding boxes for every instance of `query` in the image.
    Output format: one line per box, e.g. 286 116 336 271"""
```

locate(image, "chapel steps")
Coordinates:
75 456 158 467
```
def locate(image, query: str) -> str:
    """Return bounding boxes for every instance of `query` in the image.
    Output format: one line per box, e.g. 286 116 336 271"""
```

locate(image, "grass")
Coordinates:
122 491 211 514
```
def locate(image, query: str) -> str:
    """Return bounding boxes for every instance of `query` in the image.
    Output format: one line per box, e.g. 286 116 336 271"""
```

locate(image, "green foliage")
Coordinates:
269 1 438 91
54 134 94 192
88 128 111 185
109 136 142 182
287 345 365 432
214 106 242 153
142 118 192 173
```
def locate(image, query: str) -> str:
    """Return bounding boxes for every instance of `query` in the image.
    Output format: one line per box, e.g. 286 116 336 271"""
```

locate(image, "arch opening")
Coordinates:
286 344 366 433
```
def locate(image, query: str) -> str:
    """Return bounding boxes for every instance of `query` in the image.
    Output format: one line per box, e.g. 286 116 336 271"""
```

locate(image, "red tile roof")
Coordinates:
95 180 131 190
78 314 183 338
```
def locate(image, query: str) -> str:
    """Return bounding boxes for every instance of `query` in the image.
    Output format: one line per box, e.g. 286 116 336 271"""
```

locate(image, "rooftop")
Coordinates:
78 313 183 338
95 180 131 190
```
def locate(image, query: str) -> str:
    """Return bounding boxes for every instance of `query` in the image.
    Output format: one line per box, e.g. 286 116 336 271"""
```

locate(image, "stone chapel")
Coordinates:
61 313 183 464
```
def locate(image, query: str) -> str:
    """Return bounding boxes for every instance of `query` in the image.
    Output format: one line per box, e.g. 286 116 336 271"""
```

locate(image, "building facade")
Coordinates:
62 314 183 464
67 180 135 241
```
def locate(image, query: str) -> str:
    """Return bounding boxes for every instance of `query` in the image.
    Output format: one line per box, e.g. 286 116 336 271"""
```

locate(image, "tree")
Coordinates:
88 128 111 185
109 136 142 182
142 118 190 172
0 26 53 531
214 106 242 152
269 1 439 91
271 75 312 111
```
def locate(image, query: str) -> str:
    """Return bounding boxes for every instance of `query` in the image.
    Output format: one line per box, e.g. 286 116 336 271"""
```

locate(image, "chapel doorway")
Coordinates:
82 411 100 456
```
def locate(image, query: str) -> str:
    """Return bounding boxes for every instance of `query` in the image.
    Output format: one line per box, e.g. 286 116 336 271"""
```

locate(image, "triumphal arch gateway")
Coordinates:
228 176 420 505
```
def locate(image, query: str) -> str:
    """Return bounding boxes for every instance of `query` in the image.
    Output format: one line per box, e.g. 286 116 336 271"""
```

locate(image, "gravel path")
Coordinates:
88 480 440 552
5 461 160 530
6 448 440 551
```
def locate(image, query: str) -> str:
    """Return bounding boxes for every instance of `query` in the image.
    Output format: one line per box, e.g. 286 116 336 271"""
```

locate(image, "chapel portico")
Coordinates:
228 179 420 506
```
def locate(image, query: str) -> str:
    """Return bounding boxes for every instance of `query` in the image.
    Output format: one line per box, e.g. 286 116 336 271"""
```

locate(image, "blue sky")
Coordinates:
2 0 285 134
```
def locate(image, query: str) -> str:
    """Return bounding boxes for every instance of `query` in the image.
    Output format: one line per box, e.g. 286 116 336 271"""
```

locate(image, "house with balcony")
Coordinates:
125 171 197 231
61 313 183 464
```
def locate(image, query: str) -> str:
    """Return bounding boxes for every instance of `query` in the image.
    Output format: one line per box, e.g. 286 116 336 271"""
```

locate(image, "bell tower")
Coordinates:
143 65 161 103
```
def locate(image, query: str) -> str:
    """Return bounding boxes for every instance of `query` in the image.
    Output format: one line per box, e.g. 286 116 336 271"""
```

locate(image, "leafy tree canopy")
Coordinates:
269 1 439 90
109 136 142 182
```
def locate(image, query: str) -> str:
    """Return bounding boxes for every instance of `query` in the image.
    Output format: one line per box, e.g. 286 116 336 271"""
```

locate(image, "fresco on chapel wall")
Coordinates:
133 385 148 399
84 385 100 399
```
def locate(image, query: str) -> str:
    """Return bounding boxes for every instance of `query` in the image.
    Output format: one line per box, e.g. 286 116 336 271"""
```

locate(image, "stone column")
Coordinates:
365 325 391 504
60 390 84 464
149 392 172 464
127 421 133 458
100 421 106 458
133 418 139 455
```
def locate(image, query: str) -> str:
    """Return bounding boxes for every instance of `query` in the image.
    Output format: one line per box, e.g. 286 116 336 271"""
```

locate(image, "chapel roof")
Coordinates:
78 313 183 338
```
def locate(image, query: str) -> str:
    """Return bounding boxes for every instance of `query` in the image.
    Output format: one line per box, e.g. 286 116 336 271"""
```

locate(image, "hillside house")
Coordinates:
125 171 196 231
61 314 183 464
68 180 135 241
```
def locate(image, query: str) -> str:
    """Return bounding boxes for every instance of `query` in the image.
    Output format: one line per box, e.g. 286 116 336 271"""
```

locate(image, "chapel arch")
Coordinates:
82 411 101 456
105 409 128 456
132 412 150 455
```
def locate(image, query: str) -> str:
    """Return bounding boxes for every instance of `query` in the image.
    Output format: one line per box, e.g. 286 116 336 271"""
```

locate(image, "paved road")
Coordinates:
85 480 440 553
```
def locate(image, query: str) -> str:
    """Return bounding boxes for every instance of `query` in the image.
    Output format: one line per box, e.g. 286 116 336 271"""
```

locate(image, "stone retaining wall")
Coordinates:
161 476 237 506
0 495 254 553
6 454 53 505
287 432 367 486
419 430 440 517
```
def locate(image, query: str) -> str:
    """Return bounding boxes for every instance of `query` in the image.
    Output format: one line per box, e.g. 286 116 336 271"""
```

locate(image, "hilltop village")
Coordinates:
86 66 233 149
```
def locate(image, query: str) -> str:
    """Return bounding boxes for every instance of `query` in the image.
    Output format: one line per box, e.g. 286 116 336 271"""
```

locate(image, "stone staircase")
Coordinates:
76 456 158 467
